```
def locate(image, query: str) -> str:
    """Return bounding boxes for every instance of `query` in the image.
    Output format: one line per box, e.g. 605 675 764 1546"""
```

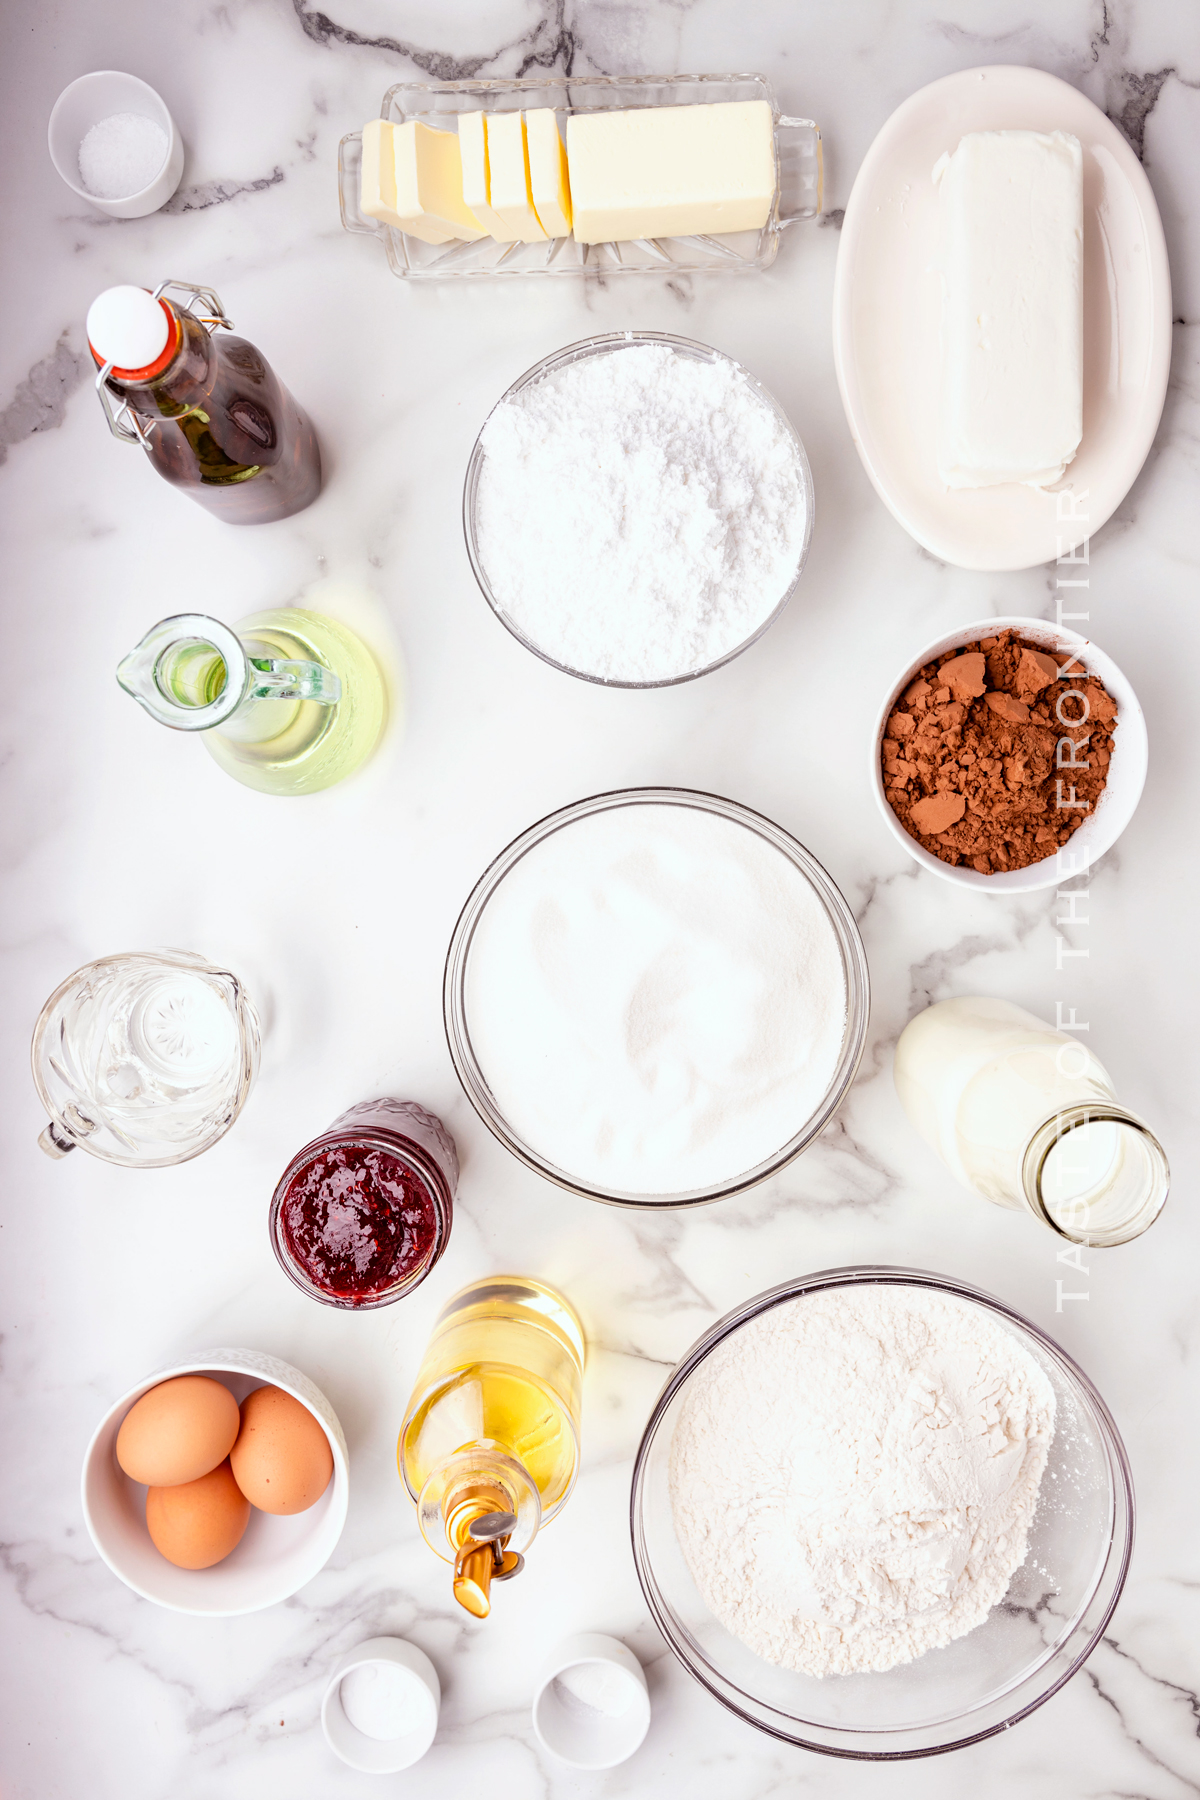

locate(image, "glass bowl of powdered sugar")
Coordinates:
463 332 814 687
444 787 868 1206
631 1266 1134 1758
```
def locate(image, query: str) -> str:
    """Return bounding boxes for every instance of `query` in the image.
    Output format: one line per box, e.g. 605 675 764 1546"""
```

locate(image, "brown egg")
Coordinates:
116 1375 240 1487
145 1459 251 1569
230 1384 334 1516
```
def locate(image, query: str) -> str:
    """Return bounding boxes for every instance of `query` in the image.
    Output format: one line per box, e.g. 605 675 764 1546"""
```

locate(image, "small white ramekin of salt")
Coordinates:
321 1636 440 1774
48 72 184 218
533 1633 651 1769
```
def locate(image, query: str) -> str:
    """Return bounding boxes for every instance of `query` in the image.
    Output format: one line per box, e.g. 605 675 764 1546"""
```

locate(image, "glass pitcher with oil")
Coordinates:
399 1276 585 1618
117 608 387 796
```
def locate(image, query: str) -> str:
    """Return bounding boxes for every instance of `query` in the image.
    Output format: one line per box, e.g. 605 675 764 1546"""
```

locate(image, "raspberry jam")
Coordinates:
270 1100 457 1310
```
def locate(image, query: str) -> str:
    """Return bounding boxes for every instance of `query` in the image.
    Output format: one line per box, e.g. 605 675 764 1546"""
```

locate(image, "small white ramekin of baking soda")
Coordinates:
464 332 814 687
445 787 869 1207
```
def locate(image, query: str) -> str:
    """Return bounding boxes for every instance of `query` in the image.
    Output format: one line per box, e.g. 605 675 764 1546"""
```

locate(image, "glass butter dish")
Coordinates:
337 74 822 280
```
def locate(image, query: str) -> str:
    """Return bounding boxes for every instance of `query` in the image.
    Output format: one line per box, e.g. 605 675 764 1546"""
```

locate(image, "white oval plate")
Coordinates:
832 66 1171 572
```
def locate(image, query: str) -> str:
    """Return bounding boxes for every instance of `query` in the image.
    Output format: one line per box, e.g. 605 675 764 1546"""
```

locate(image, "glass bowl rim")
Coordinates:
629 1262 1135 1758
268 1126 453 1311
442 785 870 1208
461 330 816 689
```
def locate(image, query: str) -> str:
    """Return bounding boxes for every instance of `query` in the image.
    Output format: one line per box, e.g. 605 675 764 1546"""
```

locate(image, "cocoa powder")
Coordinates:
881 630 1118 874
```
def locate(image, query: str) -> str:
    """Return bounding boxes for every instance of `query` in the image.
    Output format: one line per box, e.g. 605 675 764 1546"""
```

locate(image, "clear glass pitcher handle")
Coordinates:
244 649 342 704
117 613 340 732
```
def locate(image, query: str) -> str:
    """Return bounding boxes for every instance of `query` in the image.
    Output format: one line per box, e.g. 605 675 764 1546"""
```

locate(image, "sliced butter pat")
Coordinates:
384 120 488 244
525 109 572 237
566 100 774 244
458 110 519 242
361 120 440 234
936 129 1083 490
485 113 548 243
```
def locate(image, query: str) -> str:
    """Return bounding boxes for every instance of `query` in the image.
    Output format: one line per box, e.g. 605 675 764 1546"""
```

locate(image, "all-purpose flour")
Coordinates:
475 344 808 683
670 1285 1055 1677
464 803 847 1196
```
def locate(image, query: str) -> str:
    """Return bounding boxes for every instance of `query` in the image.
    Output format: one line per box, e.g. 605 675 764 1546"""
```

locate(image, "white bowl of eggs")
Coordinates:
81 1347 349 1615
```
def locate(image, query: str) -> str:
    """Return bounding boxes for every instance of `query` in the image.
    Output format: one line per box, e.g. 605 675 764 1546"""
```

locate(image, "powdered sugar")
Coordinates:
670 1284 1055 1678
474 344 809 684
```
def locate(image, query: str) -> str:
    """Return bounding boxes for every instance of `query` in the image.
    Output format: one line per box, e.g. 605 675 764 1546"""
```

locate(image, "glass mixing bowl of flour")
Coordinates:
631 1266 1133 1758
462 332 815 688
443 788 869 1207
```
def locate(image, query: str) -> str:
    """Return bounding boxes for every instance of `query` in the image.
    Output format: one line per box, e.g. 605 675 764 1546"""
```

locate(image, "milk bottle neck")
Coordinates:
1021 1103 1170 1247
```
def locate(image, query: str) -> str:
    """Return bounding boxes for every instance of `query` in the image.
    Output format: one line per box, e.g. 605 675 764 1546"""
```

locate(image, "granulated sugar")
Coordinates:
670 1285 1056 1678
474 344 808 683
463 802 847 1196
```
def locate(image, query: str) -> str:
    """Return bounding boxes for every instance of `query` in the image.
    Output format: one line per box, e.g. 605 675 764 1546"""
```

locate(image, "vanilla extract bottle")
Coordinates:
87 282 321 524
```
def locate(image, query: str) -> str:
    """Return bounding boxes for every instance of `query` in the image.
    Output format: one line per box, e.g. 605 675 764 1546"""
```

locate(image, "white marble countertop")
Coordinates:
2 2 1198 1794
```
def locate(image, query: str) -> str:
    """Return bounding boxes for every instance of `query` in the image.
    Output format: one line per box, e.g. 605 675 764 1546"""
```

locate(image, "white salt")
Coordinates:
475 344 808 683
464 802 847 1196
78 112 168 200
338 1662 428 1740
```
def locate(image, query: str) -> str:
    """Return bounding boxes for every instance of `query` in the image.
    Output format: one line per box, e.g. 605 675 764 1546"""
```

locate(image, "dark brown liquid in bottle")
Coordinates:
101 305 322 525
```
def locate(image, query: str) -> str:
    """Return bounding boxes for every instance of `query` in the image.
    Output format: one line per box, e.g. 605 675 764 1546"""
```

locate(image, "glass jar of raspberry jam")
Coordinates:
269 1099 457 1309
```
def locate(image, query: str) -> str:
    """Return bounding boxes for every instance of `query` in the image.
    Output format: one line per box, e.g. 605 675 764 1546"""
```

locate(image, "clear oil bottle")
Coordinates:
399 1276 584 1617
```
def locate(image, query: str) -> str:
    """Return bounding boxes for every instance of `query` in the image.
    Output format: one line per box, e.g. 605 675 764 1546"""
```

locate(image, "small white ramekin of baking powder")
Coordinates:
532 1633 651 1769
321 1637 440 1773
870 617 1147 895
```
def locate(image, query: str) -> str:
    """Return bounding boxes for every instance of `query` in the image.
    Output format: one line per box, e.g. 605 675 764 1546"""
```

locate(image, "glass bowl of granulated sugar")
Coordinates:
632 1266 1134 1759
444 787 869 1207
463 332 814 687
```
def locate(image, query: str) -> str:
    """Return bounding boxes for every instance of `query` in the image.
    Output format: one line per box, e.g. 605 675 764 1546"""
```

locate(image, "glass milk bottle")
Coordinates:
894 996 1169 1246
117 609 387 796
87 282 321 524
398 1277 585 1618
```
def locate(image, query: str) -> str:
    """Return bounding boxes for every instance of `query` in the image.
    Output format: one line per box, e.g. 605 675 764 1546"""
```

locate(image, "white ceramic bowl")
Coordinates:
48 71 184 218
81 1347 348 1615
321 1636 440 1773
870 617 1147 894
532 1633 651 1769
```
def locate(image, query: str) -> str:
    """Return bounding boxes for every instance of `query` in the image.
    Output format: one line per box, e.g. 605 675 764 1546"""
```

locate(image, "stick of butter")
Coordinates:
566 100 774 244
935 129 1083 490
525 109 572 238
485 113 548 243
360 119 487 244
458 111 519 242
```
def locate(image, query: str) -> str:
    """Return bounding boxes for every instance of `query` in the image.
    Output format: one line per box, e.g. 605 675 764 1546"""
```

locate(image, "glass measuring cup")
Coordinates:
32 949 260 1167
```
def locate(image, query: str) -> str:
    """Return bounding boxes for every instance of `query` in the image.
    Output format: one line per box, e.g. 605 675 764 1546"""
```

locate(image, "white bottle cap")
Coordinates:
86 285 171 370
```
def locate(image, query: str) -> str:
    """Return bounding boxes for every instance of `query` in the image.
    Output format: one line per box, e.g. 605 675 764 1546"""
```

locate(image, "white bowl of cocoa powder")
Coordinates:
870 618 1147 893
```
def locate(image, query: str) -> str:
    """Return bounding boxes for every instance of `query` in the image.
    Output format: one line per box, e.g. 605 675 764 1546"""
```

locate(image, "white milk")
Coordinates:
894 996 1167 1243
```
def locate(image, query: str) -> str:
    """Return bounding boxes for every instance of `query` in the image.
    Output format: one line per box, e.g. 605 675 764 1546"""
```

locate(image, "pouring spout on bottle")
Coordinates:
117 612 341 733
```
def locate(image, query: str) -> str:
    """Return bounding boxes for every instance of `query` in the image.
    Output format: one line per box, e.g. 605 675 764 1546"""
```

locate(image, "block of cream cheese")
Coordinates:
566 100 774 244
935 129 1083 489
525 109 572 237
458 110 518 242
485 113 548 242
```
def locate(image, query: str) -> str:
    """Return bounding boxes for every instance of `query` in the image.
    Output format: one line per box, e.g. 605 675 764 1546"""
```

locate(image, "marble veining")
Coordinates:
1 1 1198 1796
